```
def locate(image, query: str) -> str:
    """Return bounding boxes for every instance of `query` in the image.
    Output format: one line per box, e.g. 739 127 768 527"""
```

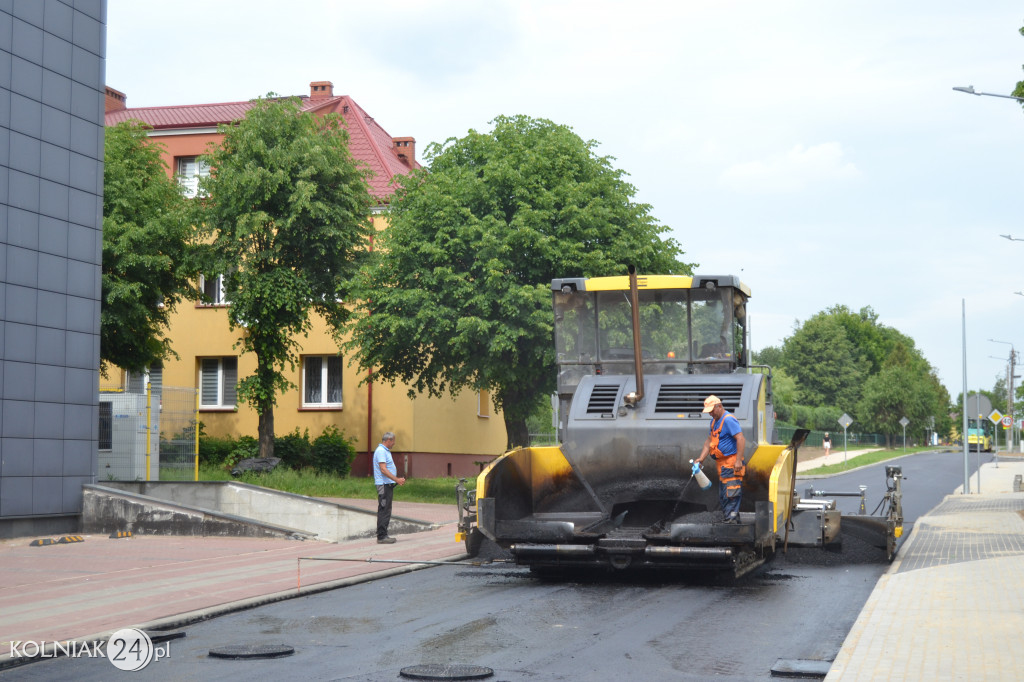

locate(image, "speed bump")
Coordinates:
109 531 133 539
56 536 84 544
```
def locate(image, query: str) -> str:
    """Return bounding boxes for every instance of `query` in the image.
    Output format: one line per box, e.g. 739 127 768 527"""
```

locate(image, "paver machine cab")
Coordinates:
457 268 901 577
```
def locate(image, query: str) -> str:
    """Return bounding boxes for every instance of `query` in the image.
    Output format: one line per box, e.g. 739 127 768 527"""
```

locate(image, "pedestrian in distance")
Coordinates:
823 432 832 457
694 395 747 523
373 431 406 543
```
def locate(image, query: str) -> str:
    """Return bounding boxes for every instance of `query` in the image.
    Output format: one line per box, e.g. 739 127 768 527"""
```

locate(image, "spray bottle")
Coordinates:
689 459 712 490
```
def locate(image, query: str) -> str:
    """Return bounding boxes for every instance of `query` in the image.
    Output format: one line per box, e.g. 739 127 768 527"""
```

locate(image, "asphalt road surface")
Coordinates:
12 449 991 682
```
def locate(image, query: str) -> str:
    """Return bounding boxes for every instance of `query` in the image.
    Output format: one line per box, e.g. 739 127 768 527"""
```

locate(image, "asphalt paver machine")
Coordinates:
457 269 902 576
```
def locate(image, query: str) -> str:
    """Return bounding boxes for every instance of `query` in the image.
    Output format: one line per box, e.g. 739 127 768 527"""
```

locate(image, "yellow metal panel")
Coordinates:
475 445 573 501
582 275 694 291
767 445 796 534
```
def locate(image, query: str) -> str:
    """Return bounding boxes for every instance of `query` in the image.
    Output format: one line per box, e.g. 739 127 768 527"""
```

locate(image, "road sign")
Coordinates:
899 417 909 427
989 410 1003 425
1002 416 1013 428
838 413 853 429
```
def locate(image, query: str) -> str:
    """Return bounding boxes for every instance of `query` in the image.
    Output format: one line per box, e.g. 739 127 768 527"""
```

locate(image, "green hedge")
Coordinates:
199 425 357 476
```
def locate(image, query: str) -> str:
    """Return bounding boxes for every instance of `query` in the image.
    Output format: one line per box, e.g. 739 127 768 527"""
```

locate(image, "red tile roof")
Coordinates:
105 94 418 200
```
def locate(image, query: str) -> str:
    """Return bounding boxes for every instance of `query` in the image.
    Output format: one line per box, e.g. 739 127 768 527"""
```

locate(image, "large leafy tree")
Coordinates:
856 343 948 446
102 121 198 374
197 96 374 458
780 314 869 409
346 115 690 448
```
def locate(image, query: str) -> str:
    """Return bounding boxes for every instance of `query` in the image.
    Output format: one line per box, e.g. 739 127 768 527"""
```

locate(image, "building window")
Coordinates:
303 355 343 407
200 357 237 408
99 401 113 450
176 156 210 198
199 274 227 305
478 389 490 418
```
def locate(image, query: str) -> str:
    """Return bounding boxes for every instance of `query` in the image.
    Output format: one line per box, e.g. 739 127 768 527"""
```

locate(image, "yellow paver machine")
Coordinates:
457 268 902 577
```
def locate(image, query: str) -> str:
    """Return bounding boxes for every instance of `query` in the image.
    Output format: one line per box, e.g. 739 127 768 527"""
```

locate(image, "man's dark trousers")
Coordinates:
377 483 395 539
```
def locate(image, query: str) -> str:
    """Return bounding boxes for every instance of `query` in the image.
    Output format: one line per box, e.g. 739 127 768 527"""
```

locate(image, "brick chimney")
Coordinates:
105 86 126 112
393 137 416 168
310 80 334 100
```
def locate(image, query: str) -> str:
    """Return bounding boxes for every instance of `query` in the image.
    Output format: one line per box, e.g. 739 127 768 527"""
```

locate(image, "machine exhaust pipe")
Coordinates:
624 265 645 407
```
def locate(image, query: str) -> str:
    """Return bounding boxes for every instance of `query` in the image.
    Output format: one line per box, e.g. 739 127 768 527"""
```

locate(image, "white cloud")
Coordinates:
718 142 862 194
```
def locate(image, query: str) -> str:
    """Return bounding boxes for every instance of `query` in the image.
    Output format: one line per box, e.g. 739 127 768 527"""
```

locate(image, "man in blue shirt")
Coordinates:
694 395 747 523
373 431 406 543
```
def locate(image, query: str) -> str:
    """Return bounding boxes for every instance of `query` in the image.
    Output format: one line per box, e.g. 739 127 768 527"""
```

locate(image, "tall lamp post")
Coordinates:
953 85 1024 102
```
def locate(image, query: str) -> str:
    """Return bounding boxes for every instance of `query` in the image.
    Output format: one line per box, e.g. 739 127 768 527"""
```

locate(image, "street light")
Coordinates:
953 85 1024 102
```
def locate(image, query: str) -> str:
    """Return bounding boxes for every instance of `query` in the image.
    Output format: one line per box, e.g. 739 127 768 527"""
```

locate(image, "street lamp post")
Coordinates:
953 85 1024 102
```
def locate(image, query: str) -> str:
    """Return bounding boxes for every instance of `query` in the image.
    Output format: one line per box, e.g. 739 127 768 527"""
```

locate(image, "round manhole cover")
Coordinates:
399 663 494 680
208 644 295 659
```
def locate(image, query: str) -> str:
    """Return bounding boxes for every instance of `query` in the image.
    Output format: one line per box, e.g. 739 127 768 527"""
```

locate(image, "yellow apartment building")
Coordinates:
102 80 507 477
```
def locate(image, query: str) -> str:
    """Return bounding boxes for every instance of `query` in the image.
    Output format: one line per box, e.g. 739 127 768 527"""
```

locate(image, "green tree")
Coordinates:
781 314 868 408
197 95 374 458
856 343 946 447
346 115 690 448
102 121 198 374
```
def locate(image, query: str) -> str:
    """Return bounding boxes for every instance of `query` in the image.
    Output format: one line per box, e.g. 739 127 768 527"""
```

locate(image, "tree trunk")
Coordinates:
259 406 275 459
504 416 530 451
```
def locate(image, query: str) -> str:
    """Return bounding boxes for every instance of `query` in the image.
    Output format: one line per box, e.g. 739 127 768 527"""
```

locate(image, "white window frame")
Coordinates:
176 156 210 198
199 274 228 306
302 355 343 408
199 357 237 409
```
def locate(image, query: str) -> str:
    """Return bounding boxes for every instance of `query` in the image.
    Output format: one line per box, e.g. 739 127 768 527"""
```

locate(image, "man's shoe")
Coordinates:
377 536 396 544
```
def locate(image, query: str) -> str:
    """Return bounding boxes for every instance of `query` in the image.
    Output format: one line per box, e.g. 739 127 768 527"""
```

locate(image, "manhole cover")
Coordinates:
208 644 295 659
399 663 494 680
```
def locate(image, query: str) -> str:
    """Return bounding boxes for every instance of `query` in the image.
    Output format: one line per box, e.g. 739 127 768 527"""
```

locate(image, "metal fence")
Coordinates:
776 424 887 448
158 387 200 480
98 386 199 481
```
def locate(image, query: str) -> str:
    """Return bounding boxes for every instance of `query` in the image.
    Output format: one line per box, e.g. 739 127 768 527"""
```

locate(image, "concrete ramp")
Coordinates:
82 482 436 542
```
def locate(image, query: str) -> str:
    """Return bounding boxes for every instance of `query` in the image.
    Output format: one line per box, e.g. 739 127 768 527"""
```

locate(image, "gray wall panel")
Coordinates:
38 290 67 328
36 364 66 402
40 178 70 220
4 322 37 362
63 440 92 476
3 0 105 528
3 361 35 400
34 401 63 438
33 438 62 475
2 400 34 438
0 476 33 515
39 217 69 257
1 439 33 475
32 475 62 514
65 367 93 404
64 402 92 439
7 207 39 249
4 285 37 325
43 1 73 41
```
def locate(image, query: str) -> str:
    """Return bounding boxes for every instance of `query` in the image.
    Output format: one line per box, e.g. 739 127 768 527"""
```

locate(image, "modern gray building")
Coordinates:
1 0 106 537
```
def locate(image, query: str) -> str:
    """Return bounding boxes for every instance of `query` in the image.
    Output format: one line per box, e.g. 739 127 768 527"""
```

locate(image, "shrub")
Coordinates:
199 433 239 466
225 436 259 470
310 426 357 476
274 428 312 469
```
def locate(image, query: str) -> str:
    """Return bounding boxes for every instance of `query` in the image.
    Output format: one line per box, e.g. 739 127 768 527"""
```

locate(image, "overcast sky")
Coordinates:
107 1 1024 406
